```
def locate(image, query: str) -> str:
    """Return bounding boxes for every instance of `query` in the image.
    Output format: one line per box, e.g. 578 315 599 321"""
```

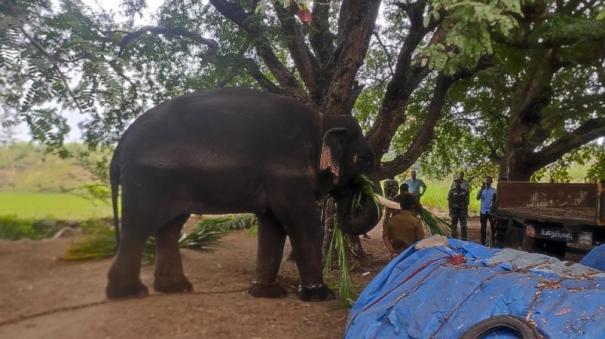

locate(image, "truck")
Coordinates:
495 181 605 258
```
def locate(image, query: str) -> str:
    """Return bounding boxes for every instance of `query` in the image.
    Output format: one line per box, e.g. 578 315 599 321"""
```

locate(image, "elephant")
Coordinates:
106 87 381 301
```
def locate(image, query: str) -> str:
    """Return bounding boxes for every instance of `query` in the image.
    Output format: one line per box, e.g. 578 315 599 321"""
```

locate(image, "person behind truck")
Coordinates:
404 170 427 200
383 194 426 258
448 178 469 240
477 176 497 246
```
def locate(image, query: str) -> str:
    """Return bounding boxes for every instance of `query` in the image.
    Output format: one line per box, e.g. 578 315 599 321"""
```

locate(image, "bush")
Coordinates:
0 215 57 240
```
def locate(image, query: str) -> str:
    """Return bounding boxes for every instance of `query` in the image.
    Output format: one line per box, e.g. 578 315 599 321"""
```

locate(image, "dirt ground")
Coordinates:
0 216 484 339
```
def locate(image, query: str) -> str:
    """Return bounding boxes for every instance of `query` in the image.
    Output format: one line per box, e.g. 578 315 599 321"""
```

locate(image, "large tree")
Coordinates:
420 1 605 182
0 0 522 179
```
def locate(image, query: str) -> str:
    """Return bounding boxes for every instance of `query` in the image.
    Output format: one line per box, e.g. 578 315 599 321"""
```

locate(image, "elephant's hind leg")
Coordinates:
106 232 150 299
248 213 288 298
153 214 193 294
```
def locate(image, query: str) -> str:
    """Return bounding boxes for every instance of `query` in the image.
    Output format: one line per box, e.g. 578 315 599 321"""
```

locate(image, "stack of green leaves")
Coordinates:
418 209 449 236
323 221 356 308
64 214 258 261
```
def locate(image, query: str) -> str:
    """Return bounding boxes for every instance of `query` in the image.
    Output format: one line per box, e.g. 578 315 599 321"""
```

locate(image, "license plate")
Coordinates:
538 228 573 242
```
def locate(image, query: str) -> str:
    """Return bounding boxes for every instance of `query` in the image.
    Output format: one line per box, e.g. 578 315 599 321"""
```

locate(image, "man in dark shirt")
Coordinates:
383 194 426 257
448 178 469 240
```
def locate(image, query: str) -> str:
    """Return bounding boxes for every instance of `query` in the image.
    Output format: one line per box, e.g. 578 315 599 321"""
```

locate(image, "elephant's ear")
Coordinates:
320 128 348 184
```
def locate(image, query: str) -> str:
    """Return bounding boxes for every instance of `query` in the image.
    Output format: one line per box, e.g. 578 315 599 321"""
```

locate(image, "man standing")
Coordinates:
477 176 497 246
451 171 470 191
405 170 427 200
383 179 399 223
383 194 426 258
448 178 469 240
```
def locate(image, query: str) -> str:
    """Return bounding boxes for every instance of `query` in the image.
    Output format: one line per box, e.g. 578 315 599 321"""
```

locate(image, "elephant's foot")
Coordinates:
298 283 335 302
248 281 288 298
154 277 193 294
106 280 149 300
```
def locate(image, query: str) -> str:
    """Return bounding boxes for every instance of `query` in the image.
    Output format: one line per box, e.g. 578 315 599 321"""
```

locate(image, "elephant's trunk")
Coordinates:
335 187 382 235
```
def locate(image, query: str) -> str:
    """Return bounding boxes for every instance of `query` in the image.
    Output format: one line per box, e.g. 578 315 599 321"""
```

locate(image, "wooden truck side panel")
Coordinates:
497 182 602 226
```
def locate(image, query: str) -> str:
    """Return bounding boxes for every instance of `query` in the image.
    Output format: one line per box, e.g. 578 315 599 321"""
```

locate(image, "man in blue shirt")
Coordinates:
404 170 427 200
476 176 496 246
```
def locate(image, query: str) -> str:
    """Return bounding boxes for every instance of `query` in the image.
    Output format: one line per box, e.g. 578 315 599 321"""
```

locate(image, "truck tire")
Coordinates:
461 315 540 339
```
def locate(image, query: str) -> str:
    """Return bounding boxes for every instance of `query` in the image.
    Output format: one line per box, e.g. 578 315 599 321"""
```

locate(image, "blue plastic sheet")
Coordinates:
580 244 605 271
346 239 605 338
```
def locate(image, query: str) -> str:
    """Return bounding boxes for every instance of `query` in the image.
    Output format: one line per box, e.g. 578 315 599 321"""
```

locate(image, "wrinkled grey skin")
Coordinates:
106 88 380 301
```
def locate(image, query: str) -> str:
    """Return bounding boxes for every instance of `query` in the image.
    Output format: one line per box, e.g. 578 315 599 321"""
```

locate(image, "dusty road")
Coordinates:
0 216 485 339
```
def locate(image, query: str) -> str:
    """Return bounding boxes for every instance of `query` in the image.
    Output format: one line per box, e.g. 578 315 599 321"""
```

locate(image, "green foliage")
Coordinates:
418 209 449 236
180 214 257 250
351 175 381 218
64 214 257 262
64 219 155 262
0 215 57 240
421 0 522 73
323 221 355 308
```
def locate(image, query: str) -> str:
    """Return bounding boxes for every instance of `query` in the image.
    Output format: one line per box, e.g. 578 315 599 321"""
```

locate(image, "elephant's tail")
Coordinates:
109 154 120 251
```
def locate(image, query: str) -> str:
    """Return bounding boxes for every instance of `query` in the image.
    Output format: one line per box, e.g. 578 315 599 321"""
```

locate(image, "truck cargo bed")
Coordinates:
496 182 604 226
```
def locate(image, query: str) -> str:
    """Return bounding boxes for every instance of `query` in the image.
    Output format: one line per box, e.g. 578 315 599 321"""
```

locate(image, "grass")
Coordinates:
0 192 111 219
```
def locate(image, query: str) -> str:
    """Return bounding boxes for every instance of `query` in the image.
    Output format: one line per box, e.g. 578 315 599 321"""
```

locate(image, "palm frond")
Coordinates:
418 209 449 236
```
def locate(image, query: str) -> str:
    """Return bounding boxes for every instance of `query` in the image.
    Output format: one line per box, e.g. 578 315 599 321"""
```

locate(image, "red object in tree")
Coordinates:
296 8 312 24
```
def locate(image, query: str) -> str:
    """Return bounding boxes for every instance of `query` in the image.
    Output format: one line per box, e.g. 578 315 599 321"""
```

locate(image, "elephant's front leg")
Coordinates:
278 203 334 301
248 213 288 298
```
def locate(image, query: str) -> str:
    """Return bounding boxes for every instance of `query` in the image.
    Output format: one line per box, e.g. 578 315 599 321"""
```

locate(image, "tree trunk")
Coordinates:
500 51 557 181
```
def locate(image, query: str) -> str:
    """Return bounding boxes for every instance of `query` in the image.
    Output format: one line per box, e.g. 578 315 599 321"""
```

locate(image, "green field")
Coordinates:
0 192 112 220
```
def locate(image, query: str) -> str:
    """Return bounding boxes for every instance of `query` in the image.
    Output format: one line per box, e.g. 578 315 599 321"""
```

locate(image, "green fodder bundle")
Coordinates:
64 221 155 263
323 222 356 308
351 175 381 217
65 214 258 261
323 175 379 308
179 214 258 251
418 209 449 236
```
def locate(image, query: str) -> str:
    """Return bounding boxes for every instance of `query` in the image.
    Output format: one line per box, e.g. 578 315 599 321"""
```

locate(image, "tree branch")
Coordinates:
377 74 453 178
242 58 288 95
20 28 86 115
210 0 309 103
376 60 492 178
273 2 320 100
372 31 395 76
366 0 434 158
310 0 335 66
118 25 219 61
533 117 605 168
321 0 381 115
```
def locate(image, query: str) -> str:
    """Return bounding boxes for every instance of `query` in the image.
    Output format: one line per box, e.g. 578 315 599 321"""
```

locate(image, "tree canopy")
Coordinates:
1 0 605 181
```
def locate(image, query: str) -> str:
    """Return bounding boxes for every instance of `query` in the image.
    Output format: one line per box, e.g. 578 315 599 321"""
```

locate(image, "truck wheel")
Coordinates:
461 316 540 339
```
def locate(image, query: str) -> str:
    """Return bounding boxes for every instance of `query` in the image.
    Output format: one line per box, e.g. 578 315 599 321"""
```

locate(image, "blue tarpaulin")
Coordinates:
346 238 605 338
580 244 605 271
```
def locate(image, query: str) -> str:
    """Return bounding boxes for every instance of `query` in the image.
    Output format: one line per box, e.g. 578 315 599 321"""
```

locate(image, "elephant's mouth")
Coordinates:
333 175 382 235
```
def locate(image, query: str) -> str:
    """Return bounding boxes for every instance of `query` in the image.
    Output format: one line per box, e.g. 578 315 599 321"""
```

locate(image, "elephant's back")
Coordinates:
116 88 321 174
